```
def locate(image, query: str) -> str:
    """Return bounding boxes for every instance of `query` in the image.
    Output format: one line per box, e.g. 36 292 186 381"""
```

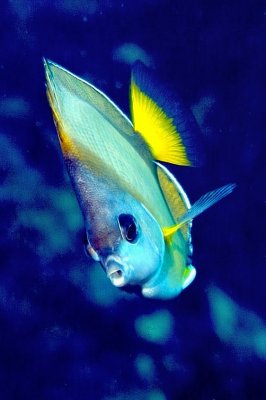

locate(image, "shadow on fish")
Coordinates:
44 59 235 300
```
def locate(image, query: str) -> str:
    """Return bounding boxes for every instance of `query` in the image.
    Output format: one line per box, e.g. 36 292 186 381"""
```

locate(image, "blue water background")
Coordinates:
0 1 265 399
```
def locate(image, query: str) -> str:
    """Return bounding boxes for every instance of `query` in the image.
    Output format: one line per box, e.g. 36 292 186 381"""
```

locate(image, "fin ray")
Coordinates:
130 61 203 166
163 183 236 238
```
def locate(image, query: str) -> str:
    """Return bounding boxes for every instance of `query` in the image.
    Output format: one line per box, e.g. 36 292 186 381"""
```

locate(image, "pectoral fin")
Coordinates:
163 183 236 240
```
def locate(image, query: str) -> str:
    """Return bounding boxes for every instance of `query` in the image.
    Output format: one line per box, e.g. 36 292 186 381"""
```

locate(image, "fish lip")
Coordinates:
104 256 128 287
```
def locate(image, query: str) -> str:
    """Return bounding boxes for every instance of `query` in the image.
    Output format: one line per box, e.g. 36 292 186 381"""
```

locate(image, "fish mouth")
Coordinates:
105 256 128 287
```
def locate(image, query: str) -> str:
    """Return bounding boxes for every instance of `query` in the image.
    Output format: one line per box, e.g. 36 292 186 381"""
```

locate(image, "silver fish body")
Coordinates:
44 60 235 299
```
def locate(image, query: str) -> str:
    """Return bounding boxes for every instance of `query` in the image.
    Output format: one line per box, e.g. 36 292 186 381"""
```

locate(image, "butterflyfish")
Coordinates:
44 59 235 300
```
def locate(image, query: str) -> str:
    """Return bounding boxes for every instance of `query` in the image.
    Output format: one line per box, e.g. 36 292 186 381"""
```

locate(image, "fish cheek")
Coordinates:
116 219 164 286
133 210 165 284
84 214 122 260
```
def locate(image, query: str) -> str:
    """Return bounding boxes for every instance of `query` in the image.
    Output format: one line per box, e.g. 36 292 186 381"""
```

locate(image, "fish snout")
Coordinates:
104 256 130 287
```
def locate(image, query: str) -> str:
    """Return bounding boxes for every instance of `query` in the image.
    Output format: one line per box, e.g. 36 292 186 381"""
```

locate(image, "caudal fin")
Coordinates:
130 61 203 167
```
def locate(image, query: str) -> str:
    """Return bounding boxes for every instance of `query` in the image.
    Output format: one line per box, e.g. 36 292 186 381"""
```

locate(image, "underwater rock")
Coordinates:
207 285 266 360
0 96 30 118
0 134 82 259
135 309 174 344
113 43 154 66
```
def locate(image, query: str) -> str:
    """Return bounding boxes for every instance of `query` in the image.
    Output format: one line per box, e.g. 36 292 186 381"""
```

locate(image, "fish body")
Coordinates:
44 60 235 299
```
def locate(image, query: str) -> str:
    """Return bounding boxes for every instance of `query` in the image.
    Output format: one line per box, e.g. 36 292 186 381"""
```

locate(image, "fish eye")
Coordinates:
118 214 138 243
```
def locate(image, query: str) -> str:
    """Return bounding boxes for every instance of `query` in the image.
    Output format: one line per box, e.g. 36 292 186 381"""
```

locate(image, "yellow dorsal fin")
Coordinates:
130 62 202 166
163 183 236 241
156 163 191 241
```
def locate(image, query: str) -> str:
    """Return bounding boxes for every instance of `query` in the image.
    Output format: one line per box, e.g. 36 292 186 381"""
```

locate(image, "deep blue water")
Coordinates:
0 1 265 399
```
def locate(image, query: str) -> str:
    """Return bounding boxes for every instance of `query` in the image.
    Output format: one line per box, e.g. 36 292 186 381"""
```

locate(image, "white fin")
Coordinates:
182 265 197 289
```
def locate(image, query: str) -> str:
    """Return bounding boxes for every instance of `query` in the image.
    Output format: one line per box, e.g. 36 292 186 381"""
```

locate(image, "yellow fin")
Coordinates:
130 62 202 166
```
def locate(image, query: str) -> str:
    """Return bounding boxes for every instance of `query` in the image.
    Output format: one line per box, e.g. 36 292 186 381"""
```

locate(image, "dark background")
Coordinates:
0 1 265 399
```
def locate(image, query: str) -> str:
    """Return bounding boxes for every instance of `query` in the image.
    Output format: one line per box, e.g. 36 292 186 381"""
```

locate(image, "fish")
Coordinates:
44 59 235 300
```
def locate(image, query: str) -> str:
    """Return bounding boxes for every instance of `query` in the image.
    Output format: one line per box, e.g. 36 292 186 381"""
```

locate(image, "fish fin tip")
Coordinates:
130 61 203 167
43 57 52 66
182 265 196 289
43 58 59 78
42 57 47 67
175 183 237 228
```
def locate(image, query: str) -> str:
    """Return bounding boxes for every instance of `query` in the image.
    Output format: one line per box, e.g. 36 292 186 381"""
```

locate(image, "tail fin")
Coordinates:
163 183 236 239
130 61 203 166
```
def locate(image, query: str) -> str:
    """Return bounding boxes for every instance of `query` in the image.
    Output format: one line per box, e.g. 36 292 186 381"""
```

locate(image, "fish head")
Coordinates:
83 188 165 290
